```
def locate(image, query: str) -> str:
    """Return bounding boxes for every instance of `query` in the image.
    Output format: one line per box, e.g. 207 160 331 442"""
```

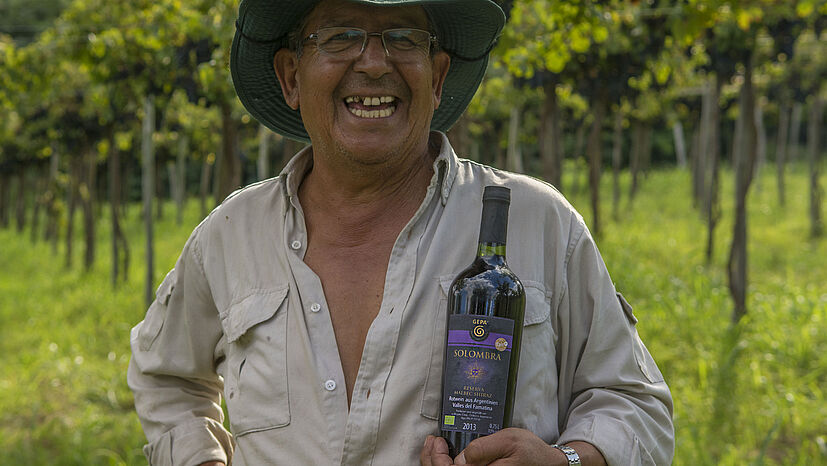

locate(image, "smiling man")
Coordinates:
128 0 674 465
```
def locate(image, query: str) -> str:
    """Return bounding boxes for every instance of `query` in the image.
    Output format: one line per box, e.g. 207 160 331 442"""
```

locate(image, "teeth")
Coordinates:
348 106 395 119
345 96 395 106
345 95 397 119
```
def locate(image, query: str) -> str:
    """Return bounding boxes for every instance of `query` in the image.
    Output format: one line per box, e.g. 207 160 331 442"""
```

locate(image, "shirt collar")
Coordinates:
430 131 458 206
278 144 314 212
277 131 459 210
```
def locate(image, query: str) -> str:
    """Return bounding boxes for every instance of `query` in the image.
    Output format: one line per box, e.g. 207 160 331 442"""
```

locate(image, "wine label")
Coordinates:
440 314 514 435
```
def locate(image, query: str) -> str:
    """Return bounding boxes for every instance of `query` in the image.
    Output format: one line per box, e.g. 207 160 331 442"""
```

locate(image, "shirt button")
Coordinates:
310 303 321 313
290 240 302 250
324 379 337 391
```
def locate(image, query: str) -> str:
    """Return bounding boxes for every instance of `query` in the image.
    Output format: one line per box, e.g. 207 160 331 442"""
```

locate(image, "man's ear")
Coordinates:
431 51 450 110
274 49 300 110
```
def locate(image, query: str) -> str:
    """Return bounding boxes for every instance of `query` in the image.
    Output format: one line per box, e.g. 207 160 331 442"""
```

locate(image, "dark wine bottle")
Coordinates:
439 185 526 458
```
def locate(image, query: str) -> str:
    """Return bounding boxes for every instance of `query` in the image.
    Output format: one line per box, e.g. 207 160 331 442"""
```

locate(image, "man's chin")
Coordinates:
336 143 400 167
322 124 429 168
335 127 399 150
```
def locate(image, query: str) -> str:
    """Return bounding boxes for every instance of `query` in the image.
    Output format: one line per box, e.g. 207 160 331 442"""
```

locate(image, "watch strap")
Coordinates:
551 444 581 466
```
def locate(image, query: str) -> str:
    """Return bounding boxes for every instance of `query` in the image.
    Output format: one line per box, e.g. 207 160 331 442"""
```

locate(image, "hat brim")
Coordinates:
231 0 505 142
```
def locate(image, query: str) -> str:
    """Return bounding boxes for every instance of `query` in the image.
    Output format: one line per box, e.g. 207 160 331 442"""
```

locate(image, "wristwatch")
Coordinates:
551 444 581 466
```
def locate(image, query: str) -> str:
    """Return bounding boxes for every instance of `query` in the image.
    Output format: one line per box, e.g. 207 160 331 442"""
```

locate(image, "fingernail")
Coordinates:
424 435 432 447
455 452 467 464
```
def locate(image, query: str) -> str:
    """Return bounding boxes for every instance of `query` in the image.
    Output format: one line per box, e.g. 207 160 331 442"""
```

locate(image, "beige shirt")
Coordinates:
128 132 673 466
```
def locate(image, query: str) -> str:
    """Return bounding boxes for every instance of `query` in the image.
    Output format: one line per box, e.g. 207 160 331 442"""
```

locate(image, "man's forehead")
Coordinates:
303 0 429 30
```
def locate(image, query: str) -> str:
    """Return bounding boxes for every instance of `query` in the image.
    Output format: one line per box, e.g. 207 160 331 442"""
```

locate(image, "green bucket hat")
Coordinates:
230 0 505 142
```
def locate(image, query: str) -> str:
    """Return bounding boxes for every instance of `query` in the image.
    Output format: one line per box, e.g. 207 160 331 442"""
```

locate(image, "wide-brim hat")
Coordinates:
231 0 505 142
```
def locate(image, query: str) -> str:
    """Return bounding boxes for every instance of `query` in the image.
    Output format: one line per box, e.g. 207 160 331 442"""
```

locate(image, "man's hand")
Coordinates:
420 429 606 466
454 428 559 465
420 435 455 466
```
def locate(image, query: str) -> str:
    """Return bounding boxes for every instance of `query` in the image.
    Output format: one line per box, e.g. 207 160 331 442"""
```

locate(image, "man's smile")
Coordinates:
344 95 398 118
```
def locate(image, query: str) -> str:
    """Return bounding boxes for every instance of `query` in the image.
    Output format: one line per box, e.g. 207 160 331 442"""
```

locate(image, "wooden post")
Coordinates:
217 101 241 203
143 94 156 308
586 95 607 237
705 76 723 264
728 61 758 323
612 107 623 220
507 106 524 173
788 102 803 161
753 97 767 191
672 120 687 168
175 133 188 225
775 99 790 206
541 80 563 189
257 124 270 181
807 97 824 238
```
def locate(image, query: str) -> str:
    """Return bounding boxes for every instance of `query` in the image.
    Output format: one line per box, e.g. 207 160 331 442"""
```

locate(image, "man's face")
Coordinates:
274 0 450 167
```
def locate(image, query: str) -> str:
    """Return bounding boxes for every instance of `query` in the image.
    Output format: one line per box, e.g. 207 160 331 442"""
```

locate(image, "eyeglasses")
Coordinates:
303 27 436 62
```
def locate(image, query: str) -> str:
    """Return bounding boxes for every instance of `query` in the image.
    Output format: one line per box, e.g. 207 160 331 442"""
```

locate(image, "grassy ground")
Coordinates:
0 163 825 465
565 163 827 465
0 202 201 464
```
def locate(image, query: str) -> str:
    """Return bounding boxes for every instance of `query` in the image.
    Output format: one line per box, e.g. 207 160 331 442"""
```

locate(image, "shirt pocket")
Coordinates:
617 292 665 384
512 280 558 437
220 285 291 436
137 269 176 351
420 276 555 421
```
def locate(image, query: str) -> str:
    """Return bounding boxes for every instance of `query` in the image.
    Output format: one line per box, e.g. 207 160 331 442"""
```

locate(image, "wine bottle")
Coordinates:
439 185 526 458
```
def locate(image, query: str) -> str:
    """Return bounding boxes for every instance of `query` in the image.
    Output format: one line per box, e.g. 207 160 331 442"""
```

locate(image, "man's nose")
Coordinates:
353 34 393 77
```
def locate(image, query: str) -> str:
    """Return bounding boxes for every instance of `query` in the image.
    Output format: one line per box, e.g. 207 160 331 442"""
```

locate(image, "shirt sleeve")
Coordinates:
554 224 674 466
127 229 234 465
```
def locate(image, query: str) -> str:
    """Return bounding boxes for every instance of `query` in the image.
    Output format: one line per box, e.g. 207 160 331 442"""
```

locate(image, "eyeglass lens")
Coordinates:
313 27 432 61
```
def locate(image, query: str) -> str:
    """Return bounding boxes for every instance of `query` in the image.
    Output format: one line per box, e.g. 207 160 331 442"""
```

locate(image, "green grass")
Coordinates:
563 162 827 465
1 164 825 465
0 201 204 465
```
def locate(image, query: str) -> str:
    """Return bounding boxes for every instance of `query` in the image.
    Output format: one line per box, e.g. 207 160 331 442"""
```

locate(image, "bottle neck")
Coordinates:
476 186 511 263
477 243 507 258
478 199 509 245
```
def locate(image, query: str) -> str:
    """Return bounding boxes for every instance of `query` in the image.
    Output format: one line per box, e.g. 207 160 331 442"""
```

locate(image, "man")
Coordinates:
128 0 674 464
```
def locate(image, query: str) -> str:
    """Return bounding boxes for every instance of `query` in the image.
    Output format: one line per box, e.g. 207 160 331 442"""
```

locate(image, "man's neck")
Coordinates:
297 138 439 246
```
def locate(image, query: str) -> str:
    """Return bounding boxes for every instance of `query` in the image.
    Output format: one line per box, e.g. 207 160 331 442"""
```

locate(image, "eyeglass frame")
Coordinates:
298 27 438 61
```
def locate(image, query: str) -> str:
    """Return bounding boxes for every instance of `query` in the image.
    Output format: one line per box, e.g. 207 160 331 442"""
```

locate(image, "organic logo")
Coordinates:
495 337 508 352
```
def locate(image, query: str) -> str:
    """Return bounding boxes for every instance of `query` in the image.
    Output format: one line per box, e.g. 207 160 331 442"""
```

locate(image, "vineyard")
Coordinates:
1 0 826 464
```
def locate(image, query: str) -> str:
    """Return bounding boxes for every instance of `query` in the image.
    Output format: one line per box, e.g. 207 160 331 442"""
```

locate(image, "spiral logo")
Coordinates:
471 324 488 341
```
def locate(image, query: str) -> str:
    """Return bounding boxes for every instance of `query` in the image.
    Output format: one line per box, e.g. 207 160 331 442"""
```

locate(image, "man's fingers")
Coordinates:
457 428 564 466
431 435 452 456
420 436 433 466
421 435 454 466
453 451 466 465
457 429 519 465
